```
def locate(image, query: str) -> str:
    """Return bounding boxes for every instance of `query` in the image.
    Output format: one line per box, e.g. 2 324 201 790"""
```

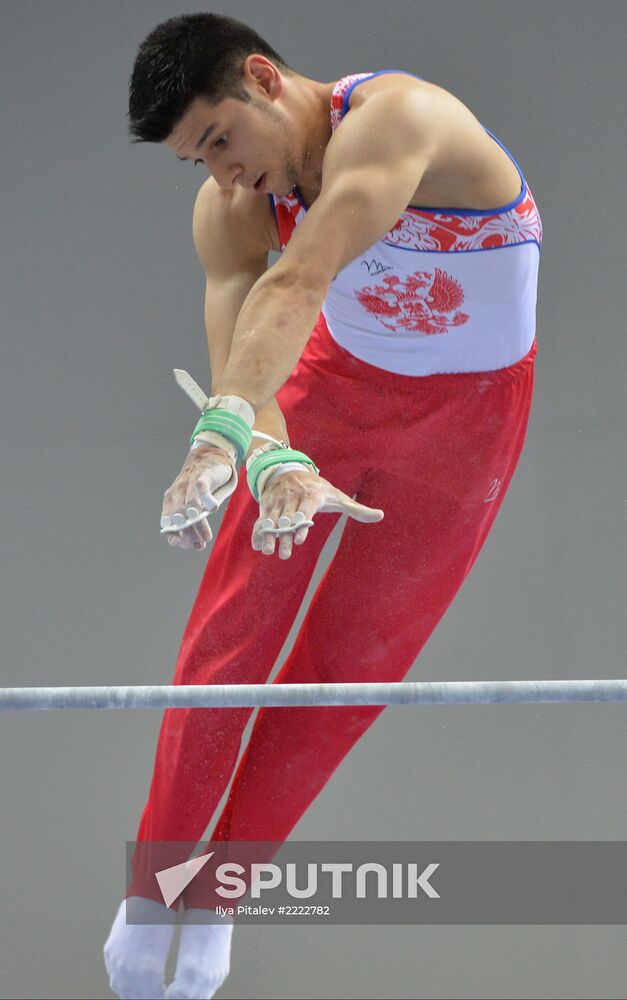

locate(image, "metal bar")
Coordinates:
0 679 626 710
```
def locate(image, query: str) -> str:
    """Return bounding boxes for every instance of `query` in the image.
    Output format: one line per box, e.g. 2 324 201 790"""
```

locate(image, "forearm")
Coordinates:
207 351 289 461
213 266 327 413
246 396 290 460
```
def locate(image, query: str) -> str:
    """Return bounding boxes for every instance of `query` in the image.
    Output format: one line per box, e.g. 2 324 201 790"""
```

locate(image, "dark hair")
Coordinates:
128 13 292 143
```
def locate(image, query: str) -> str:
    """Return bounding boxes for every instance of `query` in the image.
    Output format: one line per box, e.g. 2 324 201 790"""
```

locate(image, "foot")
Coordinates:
104 896 176 999
164 909 233 999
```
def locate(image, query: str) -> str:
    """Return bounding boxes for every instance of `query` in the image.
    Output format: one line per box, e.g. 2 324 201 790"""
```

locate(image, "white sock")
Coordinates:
104 896 176 1000
164 909 234 1000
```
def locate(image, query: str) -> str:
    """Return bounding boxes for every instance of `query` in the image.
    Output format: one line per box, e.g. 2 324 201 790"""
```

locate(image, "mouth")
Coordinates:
254 173 266 192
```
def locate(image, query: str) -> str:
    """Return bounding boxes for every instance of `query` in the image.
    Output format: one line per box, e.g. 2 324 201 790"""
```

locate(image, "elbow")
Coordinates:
256 257 330 306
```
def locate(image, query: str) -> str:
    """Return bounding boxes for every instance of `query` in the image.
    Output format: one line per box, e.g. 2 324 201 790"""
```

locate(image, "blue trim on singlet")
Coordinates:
408 127 527 215
276 69 534 248
379 239 542 254
340 69 425 117
340 69 528 216
267 193 279 234
289 186 540 254
291 187 310 212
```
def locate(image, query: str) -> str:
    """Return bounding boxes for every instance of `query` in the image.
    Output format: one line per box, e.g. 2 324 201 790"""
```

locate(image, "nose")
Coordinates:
215 165 244 190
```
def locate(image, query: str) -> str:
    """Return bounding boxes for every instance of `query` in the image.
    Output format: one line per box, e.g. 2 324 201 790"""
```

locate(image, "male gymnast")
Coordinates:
105 12 542 999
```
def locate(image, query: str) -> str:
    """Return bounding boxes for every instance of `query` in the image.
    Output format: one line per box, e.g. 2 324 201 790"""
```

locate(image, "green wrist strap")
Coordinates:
247 448 320 502
190 409 253 464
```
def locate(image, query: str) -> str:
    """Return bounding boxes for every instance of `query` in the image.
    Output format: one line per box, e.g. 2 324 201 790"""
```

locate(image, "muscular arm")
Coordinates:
192 180 290 455
214 87 436 412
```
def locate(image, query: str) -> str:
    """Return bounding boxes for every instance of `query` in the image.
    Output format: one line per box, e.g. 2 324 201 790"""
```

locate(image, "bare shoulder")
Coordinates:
192 177 280 273
346 71 491 147
346 72 522 210
347 71 434 106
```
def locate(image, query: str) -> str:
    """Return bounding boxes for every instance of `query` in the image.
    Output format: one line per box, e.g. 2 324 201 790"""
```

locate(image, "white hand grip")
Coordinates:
258 513 315 536
173 369 211 411
160 509 210 534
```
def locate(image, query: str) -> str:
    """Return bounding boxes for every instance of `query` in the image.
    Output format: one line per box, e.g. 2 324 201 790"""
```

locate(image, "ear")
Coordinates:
242 54 284 100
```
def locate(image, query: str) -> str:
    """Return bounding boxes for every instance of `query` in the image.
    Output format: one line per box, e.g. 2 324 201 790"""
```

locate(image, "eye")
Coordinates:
214 135 228 149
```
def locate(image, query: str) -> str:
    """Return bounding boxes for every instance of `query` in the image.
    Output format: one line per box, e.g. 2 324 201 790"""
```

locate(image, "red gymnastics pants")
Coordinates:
127 315 537 906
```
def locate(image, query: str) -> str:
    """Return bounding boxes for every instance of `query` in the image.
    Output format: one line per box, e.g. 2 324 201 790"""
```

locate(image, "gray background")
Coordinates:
1 1 625 997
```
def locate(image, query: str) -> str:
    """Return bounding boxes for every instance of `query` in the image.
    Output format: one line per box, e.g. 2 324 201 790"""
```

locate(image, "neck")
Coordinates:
284 75 335 193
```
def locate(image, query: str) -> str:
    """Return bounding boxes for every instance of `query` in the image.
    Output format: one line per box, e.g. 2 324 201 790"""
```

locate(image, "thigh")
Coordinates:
281 353 536 684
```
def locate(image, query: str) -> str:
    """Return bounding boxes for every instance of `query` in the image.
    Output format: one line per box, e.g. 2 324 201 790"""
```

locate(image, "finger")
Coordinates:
162 502 212 547
175 529 196 550
167 530 189 549
163 524 208 550
277 512 315 557
251 511 314 558
166 513 194 549
321 496 385 523
251 513 267 550
260 515 277 556
184 506 212 547
198 491 219 515
348 502 385 523
165 511 198 550
161 517 194 549
279 509 313 547
293 519 310 546
252 510 312 550
277 515 294 560
178 517 208 550
195 460 233 512
190 488 217 544
184 517 208 551
251 515 272 550
252 514 280 556
162 464 226 530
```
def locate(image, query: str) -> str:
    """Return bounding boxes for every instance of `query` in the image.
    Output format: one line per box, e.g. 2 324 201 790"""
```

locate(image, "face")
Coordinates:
165 57 301 197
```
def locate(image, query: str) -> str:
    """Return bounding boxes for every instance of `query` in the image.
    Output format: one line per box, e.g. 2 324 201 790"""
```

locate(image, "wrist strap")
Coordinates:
172 368 255 465
256 461 309 497
190 410 252 463
246 438 289 472
247 448 319 502
190 431 238 465
250 431 286 448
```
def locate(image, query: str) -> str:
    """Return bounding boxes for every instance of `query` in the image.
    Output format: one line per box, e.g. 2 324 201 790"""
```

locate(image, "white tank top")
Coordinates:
269 71 543 375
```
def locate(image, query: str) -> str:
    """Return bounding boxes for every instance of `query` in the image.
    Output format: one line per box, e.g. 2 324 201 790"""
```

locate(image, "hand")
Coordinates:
160 443 236 551
252 467 384 560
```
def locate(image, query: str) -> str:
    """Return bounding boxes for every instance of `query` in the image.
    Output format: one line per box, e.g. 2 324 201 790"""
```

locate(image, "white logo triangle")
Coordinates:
155 851 215 908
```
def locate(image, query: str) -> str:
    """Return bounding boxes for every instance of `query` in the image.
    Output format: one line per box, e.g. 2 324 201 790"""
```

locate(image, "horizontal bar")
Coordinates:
0 680 626 711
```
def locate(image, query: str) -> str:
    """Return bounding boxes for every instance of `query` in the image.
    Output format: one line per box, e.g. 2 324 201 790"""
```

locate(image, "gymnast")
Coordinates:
104 12 542 998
